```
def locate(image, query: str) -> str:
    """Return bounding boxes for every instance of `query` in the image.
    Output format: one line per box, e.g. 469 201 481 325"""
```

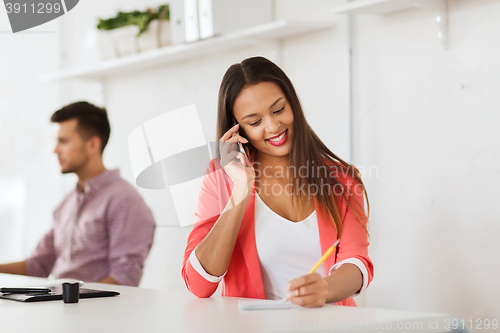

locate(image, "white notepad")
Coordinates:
238 299 291 311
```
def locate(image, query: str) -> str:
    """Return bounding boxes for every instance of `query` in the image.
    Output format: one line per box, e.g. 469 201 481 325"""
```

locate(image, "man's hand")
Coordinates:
0 261 27 276
98 276 120 285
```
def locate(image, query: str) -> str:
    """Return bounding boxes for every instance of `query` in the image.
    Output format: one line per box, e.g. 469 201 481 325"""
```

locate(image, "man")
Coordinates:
0 101 156 286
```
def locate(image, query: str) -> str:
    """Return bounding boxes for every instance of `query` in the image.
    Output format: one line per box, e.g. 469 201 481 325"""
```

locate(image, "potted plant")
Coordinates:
96 5 170 60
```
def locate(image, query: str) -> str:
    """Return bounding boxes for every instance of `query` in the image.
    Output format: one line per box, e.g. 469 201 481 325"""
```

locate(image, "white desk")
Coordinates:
0 273 452 333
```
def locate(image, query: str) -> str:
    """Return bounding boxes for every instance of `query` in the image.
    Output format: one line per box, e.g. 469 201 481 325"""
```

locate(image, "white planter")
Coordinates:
158 20 171 47
138 21 159 52
97 30 117 60
98 21 171 60
138 20 172 52
97 25 138 60
114 25 139 57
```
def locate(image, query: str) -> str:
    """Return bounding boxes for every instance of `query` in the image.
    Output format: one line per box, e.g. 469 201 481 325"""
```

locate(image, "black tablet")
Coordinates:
0 285 120 302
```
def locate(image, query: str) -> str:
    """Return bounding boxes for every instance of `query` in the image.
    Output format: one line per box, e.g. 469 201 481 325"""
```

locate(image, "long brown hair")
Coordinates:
216 56 369 236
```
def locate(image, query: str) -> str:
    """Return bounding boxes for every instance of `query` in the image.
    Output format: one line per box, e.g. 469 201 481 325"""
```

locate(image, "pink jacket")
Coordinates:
182 158 373 306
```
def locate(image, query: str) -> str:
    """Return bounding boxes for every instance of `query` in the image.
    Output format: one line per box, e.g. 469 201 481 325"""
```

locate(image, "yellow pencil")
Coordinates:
308 239 340 274
285 239 340 302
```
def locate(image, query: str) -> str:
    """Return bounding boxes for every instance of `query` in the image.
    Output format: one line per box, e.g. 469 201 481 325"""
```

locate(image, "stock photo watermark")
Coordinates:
128 105 379 226
248 160 379 199
3 0 79 33
290 318 498 331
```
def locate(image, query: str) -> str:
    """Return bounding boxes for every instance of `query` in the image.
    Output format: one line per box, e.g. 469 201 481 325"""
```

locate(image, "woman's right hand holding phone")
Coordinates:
219 124 255 195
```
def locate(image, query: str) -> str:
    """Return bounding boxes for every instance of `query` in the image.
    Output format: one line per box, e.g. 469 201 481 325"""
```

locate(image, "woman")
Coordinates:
182 56 373 307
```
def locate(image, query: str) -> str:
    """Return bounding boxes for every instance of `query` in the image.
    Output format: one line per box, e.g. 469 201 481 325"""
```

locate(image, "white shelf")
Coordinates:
39 20 334 82
331 0 416 15
331 0 451 49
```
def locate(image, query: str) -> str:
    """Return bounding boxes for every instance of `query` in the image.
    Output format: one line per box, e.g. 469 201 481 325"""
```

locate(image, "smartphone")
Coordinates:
232 118 250 164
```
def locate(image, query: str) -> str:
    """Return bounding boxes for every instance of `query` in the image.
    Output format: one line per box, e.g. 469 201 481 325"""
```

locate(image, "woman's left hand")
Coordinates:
286 273 330 308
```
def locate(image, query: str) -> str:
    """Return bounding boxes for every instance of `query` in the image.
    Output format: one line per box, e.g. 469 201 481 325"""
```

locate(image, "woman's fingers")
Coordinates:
220 135 247 155
220 131 250 168
287 273 318 293
220 124 249 144
224 136 243 145
224 135 249 147
219 124 240 142
218 125 253 185
220 151 241 168
289 293 322 308
286 273 328 308
219 140 238 163
287 281 316 298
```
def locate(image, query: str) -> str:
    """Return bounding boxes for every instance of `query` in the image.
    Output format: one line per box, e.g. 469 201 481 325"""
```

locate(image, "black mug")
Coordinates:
62 282 79 303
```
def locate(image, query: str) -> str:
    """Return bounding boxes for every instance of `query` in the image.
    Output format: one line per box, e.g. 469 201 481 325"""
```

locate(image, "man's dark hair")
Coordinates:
51 101 111 153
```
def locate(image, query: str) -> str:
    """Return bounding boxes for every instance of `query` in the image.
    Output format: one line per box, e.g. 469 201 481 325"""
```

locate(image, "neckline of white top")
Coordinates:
255 192 316 224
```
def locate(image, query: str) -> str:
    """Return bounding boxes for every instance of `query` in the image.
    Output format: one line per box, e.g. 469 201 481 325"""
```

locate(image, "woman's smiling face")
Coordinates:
233 81 294 159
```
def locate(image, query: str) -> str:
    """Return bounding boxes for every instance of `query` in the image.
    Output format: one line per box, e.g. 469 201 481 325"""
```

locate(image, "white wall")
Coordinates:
353 0 500 324
2 0 500 330
0 10 63 260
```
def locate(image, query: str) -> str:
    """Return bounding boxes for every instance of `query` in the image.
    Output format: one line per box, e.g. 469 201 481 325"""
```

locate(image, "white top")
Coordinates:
254 192 325 300
189 194 370 298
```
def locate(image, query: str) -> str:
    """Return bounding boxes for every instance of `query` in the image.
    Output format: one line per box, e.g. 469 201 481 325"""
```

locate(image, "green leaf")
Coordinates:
96 4 170 36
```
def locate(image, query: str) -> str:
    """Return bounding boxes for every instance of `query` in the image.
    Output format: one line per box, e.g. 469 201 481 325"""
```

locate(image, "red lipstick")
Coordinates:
265 130 288 147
